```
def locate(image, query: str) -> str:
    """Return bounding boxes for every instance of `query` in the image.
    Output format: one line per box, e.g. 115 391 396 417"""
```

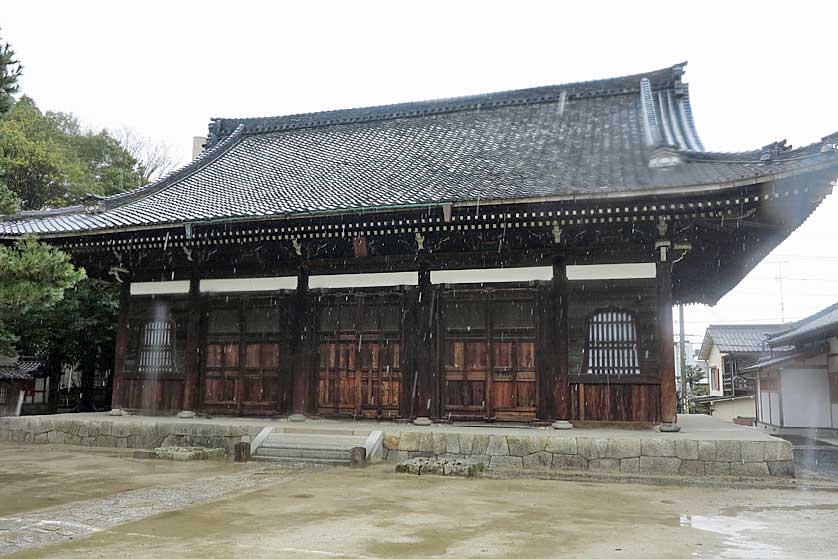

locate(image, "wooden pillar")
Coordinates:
181 268 201 412
413 262 435 418
551 256 570 420
111 280 131 410
656 252 677 424
290 265 311 415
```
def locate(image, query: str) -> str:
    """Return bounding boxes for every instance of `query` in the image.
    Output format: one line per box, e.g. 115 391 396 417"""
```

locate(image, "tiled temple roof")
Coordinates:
0 358 43 381
3 62 837 237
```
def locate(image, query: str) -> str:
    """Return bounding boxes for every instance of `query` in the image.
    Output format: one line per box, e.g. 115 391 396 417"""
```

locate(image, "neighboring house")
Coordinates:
743 302 838 434
696 324 784 422
0 358 41 417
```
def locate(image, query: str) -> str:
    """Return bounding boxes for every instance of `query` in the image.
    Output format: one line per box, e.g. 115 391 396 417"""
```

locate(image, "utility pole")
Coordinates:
678 304 688 414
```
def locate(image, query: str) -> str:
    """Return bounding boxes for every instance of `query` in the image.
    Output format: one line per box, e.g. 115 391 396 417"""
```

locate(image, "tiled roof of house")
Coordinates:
698 324 786 359
767 302 838 347
2 62 837 237
0 358 43 381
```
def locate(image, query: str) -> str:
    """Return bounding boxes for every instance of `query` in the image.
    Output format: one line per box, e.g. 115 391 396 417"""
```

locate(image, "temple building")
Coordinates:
2 63 836 425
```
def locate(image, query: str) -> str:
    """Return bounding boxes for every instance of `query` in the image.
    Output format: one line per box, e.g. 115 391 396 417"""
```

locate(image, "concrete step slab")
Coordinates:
251 455 349 465
255 447 351 460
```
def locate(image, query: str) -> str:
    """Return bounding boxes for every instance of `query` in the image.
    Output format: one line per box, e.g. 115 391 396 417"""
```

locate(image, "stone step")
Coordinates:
255 447 351 460
251 455 349 465
263 434 367 449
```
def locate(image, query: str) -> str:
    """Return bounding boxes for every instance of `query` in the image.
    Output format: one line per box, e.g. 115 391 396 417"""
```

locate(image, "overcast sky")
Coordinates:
4 0 837 343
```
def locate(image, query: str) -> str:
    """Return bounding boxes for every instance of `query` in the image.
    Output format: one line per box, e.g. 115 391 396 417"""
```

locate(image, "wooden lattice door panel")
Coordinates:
241 342 280 407
491 340 536 412
201 298 288 414
444 340 488 414
203 342 239 405
443 291 538 421
317 293 403 417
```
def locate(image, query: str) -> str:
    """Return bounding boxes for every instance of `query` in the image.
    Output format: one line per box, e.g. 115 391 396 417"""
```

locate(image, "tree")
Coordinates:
0 29 22 116
12 278 119 411
113 127 179 181
0 97 147 210
685 364 708 399
0 237 85 355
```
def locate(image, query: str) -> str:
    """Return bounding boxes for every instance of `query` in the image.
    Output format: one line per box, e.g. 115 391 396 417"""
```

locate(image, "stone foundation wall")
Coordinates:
0 416 261 454
382 432 795 477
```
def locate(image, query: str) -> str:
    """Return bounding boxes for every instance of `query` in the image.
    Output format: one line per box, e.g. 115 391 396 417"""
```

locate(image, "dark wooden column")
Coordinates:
110 280 131 410
656 251 677 424
413 262 435 418
290 265 311 415
181 267 202 412
551 256 570 420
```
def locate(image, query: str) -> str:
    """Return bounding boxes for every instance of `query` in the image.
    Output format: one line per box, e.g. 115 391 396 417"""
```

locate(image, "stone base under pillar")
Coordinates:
288 414 307 422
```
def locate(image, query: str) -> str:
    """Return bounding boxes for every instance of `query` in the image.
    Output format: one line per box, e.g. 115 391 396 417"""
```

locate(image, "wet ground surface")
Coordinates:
2 444 838 558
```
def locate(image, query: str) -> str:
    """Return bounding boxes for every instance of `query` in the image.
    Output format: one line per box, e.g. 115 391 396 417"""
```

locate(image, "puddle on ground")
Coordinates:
681 514 784 558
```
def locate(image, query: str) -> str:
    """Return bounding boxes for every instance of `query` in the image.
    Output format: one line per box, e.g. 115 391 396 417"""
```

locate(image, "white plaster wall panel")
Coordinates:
130 281 190 295
431 266 552 284
780 369 831 428
200 277 297 293
566 262 656 280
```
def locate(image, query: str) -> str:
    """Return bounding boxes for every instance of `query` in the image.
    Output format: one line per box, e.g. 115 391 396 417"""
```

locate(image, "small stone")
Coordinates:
507 436 530 457
606 438 641 459
675 440 699 461
641 439 675 457
639 456 681 474
471 434 490 455
715 441 741 462
658 423 681 433
730 462 770 477
176 410 196 419
552 454 589 470
705 462 731 476
552 420 573 430
589 458 621 472
679 460 705 476
767 460 795 477
109 409 124 416
383 433 400 450
399 431 421 452
545 437 577 455
412 417 432 426
486 436 509 456
764 441 793 462
490 455 523 468
620 457 640 473
132 450 159 460
523 451 552 467
741 441 766 463
288 414 307 422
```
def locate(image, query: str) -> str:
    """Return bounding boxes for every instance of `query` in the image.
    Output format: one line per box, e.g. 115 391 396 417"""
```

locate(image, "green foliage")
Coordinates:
0 97 146 210
0 181 20 215
11 277 119 368
0 236 85 354
685 364 705 388
0 30 22 116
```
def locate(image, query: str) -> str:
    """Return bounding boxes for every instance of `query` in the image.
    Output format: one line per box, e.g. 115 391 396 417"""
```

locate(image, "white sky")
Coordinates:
4 0 838 343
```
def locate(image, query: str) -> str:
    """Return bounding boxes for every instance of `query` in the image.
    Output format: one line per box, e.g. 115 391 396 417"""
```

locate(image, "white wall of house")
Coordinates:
780 368 832 428
706 344 725 397
712 396 755 422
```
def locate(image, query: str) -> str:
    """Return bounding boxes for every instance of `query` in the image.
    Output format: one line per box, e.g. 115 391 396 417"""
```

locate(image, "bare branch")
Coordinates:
112 127 180 182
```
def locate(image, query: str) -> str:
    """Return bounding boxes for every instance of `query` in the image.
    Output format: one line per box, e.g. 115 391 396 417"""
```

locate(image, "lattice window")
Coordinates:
0 385 8 404
138 320 178 375
585 309 640 375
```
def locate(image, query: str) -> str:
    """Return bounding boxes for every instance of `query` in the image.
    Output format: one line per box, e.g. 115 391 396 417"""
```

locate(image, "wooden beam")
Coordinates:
290 265 312 415
413 263 435 418
552 256 570 420
111 280 131 410
656 257 677 423
181 267 202 412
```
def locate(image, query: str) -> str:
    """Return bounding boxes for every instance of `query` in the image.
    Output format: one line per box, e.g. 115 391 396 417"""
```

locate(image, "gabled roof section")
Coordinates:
767 302 838 347
0 358 43 381
698 324 786 359
2 62 837 237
